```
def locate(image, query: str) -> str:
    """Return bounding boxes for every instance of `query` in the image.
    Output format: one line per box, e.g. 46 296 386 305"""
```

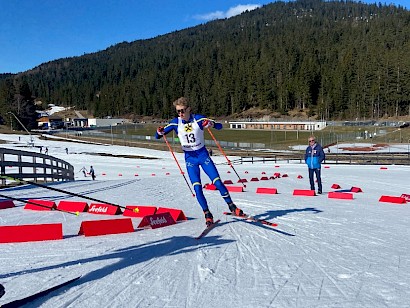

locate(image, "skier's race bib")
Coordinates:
177 118 204 151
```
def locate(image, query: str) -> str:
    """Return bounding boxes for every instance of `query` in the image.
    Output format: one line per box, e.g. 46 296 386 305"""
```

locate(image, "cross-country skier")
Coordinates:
155 97 243 226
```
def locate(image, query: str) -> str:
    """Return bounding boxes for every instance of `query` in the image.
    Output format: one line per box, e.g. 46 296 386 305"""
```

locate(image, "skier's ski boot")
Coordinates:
204 210 214 227
228 203 243 216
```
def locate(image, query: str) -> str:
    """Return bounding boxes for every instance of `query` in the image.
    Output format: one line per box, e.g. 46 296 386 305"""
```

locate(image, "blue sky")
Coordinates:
1 0 409 74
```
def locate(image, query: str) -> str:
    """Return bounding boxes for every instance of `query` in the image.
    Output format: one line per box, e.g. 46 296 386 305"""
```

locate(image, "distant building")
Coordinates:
68 118 126 128
72 118 88 127
229 121 327 131
87 118 126 127
37 115 64 129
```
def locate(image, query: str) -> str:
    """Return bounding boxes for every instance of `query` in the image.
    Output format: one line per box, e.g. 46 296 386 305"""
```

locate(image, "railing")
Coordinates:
227 152 410 166
0 148 74 186
55 130 267 150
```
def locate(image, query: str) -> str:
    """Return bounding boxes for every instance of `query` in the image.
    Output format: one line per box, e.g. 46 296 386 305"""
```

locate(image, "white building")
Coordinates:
87 118 126 127
229 121 327 131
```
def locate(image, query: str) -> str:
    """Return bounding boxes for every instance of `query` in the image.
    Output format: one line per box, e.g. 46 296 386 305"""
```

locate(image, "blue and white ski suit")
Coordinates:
155 114 233 211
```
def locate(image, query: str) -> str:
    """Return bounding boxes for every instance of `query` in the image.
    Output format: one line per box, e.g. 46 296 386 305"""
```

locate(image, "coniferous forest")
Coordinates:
1 0 410 129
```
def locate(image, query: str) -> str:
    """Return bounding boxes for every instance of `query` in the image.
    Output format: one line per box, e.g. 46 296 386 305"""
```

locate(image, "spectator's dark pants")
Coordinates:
308 168 322 193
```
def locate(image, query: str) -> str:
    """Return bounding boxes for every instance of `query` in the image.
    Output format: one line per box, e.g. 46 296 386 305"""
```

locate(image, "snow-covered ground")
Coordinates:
0 133 409 308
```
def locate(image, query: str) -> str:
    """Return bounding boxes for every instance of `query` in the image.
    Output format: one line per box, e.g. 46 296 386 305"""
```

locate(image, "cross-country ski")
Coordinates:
195 219 221 239
1 276 81 307
223 211 278 227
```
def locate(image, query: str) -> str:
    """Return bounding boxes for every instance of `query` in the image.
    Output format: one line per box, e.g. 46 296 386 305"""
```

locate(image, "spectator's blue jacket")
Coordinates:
305 143 325 169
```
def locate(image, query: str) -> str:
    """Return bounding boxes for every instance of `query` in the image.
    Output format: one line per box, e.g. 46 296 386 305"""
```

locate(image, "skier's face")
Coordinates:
175 105 190 121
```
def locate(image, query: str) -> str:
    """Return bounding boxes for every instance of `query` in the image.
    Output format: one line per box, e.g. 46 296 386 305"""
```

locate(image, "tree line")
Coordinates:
1 0 410 130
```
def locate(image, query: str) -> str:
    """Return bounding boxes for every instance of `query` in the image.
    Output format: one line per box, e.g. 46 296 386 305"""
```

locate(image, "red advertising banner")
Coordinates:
78 218 134 236
58 201 88 213
293 189 316 196
328 192 353 200
156 207 187 222
379 195 407 204
256 187 278 194
226 186 244 192
137 212 176 229
0 200 15 210
24 199 56 211
0 223 63 243
123 205 157 218
401 194 410 202
204 184 217 190
88 203 122 215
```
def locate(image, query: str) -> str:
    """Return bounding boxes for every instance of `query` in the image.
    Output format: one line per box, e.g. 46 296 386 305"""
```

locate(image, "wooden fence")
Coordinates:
0 148 74 186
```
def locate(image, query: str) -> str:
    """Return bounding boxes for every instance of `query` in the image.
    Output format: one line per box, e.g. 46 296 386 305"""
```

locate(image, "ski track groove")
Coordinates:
296 229 407 306
184 235 230 307
292 232 362 300
186 256 200 307
53 255 162 307
233 204 369 305
227 221 244 295
268 261 305 306
228 216 281 300
303 249 349 300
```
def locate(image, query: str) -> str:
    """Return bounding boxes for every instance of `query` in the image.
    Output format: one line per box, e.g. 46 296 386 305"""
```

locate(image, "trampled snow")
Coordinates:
0 133 409 308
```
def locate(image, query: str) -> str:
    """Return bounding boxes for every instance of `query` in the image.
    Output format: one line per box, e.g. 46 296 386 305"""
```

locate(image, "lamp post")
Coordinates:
7 111 34 146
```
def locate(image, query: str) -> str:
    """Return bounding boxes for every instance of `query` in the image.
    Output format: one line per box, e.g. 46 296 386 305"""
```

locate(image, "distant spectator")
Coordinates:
45 147 48 155
79 166 88 177
209 148 213 156
90 166 96 180
65 147 68 154
39 146 42 153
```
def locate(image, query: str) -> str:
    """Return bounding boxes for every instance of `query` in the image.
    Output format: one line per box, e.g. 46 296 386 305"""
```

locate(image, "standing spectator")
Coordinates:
65 147 68 154
90 166 96 180
209 148 213 156
39 146 42 153
305 136 325 194
45 147 48 155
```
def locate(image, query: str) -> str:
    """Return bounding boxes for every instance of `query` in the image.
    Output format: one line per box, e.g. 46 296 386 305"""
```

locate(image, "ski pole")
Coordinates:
206 127 246 187
0 175 137 213
0 193 80 216
162 134 195 197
